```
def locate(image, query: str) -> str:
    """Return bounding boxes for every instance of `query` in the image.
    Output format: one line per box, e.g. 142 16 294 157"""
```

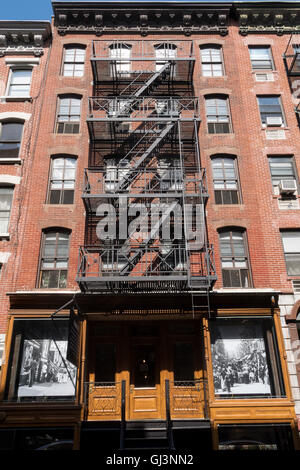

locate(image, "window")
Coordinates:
219 229 252 288
105 158 130 192
48 157 76 204
281 231 300 276
268 156 298 196
157 157 182 191
210 318 285 399
258 96 285 126
249 46 274 70
200 46 224 77
0 186 13 233
211 156 241 204
56 96 81 134
0 122 23 159
62 46 85 77
7 69 32 97
39 230 70 288
5 319 76 403
205 96 232 133
173 342 195 382
109 43 132 76
154 43 177 72
218 424 293 450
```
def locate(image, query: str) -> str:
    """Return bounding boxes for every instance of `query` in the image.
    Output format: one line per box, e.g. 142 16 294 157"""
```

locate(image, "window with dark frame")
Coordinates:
249 46 274 70
7 69 32 97
39 230 70 288
268 156 298 197
211 156 241 204
281 231 300 276
48 157 76 204
257 96 285 126
219 229 252 288
205 96 232 134
200 46 224 77
55 96 81 134
62 46 86 77
0 186 13 233
0 121 23 159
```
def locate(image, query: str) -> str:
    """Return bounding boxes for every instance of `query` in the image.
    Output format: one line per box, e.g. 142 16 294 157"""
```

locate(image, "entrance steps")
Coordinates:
120 420 173 452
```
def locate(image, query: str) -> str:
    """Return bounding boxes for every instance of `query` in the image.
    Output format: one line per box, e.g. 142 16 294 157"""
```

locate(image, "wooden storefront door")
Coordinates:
128 340 162 420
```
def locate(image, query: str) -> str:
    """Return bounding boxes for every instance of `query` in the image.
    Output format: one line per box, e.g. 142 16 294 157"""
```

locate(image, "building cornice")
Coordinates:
52 2 300 37
52 2 231 36
236 6 300 36
0 21 51 57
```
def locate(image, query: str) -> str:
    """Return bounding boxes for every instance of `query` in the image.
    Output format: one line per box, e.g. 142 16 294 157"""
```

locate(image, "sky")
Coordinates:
0 0 294 21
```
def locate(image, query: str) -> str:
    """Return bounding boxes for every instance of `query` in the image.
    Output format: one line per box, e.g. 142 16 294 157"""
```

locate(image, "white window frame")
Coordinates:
5 67 33 100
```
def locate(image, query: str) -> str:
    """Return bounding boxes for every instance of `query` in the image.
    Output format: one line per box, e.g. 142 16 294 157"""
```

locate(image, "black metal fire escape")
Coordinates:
283 34 300 123
76 40 217 300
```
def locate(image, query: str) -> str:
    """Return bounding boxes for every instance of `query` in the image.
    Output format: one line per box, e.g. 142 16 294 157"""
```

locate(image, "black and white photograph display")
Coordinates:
210 319 271 396
8 319 77 400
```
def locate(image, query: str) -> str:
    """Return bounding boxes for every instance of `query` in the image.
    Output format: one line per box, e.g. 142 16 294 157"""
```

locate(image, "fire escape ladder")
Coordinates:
118 200 179 276
114 122 175 192
120 62 171 97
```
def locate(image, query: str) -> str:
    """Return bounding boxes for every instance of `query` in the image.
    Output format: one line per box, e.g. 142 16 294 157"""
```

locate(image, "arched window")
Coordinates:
205 95 232 134
62 45 86 77
211 155 241 204
200 45 224 77
39 229 70 288
218 228 252 287
109 43 132 76
154 43 177 72
0 121 24 159
47 156 77 204
55 95 81 134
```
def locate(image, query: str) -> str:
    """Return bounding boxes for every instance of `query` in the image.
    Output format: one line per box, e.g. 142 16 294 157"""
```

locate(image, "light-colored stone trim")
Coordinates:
0 175 20 185
0 112 30 121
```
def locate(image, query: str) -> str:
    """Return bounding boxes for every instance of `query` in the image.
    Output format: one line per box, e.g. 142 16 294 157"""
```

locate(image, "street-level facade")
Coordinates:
0 1 300 451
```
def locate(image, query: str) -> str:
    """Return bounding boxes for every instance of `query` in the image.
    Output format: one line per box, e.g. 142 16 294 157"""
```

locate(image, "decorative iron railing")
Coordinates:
169 379 209 419
84 381 123 419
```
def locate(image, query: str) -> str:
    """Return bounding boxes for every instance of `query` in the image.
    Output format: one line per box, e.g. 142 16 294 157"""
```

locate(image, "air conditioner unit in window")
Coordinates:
266 116 283 126
279 179 297 195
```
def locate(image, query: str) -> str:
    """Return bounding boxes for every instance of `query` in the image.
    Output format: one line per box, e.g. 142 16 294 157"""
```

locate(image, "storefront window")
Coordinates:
5 319 77 402
210 318 285 398
0 428 74 451
218 424 294 450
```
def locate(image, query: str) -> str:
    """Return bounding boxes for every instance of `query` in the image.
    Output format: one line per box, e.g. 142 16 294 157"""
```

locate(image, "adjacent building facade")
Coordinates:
0 1 300 451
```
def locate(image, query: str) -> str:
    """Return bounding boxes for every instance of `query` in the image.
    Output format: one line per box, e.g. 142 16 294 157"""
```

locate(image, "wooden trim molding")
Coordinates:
286 299 300 321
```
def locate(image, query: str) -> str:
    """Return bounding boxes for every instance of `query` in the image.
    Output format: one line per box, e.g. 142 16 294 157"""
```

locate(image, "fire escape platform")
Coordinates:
90 39 195 84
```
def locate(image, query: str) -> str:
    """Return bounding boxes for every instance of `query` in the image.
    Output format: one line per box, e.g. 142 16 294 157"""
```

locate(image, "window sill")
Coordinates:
0 158 21 164
252 69 277 74
0 233 10 240
206 132 234 136
212 203 244 207
201 75 228 79
0 96 32 102
262 126 289 130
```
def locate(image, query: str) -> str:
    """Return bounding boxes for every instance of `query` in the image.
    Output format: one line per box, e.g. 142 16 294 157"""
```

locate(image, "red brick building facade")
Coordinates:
0 1 300 451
